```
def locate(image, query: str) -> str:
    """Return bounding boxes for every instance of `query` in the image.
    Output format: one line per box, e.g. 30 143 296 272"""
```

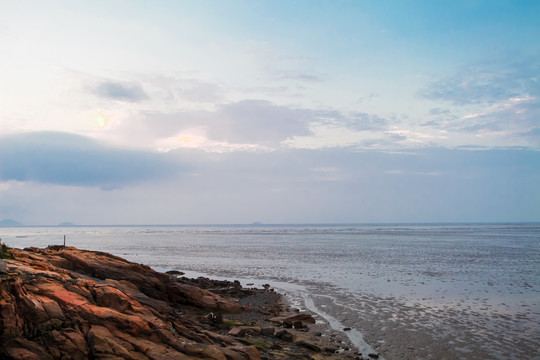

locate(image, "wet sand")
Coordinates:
299 290 539 360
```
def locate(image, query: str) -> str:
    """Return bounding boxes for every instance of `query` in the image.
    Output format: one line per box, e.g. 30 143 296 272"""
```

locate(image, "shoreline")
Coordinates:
2 223 538 359
0 246 374 359
167 268 380 358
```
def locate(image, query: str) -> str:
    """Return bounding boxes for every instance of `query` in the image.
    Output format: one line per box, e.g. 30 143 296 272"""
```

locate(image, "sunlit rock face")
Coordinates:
0 246 259 360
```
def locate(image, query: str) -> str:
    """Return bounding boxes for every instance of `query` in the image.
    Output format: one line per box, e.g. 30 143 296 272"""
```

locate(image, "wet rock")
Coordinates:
271 313 317 325
166 270 184 275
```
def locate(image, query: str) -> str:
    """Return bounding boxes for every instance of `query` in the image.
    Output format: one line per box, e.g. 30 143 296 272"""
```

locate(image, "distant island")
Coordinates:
58 222 76 226
0 219 23 227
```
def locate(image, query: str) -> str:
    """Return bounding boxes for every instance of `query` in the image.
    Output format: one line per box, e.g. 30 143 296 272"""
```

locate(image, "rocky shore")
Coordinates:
0 246 363 359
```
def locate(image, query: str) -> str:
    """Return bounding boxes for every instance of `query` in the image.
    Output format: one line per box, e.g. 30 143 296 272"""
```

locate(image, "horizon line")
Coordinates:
2 221 539 228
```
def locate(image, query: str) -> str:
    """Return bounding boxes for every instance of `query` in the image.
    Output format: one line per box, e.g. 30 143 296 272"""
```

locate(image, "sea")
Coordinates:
1 223 539 359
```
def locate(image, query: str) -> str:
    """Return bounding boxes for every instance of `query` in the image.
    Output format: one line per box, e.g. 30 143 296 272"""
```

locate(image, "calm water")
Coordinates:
2 224 539 359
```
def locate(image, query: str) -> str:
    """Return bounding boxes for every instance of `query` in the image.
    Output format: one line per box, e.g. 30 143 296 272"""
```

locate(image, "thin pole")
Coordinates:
63 235 66 247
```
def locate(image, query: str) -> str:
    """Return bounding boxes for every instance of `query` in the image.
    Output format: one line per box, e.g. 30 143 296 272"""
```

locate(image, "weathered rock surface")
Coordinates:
1 246 358 359
0 246 257 360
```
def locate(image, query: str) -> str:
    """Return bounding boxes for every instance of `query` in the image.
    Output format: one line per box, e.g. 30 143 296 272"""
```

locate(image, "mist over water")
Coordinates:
3 224 539 359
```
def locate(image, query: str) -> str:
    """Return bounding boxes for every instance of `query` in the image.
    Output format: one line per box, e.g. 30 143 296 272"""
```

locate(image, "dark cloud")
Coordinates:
420 57 539 105
0 132 180 188
92 80 148 102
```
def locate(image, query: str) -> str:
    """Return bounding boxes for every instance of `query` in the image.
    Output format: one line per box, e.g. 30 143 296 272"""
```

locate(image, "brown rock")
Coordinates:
93 285 132 312
4 338 54 360
277 330 294 342
293 320 304 329
260 327 275 336
0 247 270 360
36 295 64 319
296 339 322 352
228 327 248 336
227 345 261 360
183 343 228 360
285 313 316 324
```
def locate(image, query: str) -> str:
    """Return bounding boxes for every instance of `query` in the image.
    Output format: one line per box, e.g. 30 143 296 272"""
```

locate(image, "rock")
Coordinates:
87 325 131 358
293 320 304 329
278 330 294 342
261 327 275 336
296 339 322 352
166 270 184 275
368 353 380 359
228 327 248 337
283 320 293 328
343 327 351 331
0 259 7 274
227 345 261 360
270 313 317 325
0 247 266 360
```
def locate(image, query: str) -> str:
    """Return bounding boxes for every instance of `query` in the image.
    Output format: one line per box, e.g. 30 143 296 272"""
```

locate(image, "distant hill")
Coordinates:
58 222 76 226
0 219 23 227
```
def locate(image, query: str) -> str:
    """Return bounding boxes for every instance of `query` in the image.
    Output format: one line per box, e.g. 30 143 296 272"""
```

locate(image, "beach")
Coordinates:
1 245 368 359
2 224 539 359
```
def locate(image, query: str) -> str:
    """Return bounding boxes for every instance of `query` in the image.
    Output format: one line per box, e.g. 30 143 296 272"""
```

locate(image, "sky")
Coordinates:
0 0 539 225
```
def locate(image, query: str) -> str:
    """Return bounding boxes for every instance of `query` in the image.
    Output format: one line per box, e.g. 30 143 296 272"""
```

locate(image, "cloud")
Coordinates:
276 71 324 82
0 132 181 188
140 74 224 103
100 99 315 151
209 100 312 143
1 143 539 224
420 57 539 105
346 112 389 131
102 100 397 153
91 80 148 102
422 96 539 147
417 57 540 148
